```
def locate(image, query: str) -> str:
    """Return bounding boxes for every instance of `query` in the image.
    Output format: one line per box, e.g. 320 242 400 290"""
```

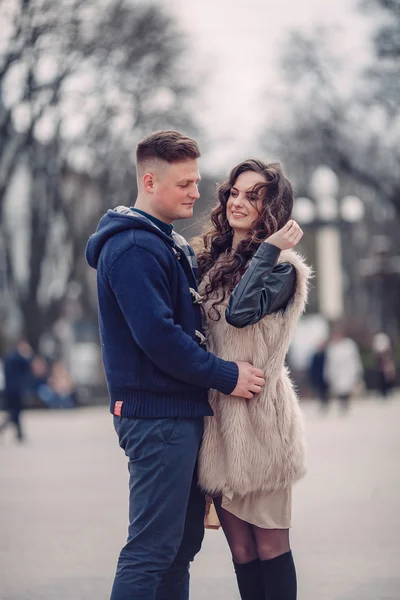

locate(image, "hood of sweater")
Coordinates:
85 206 175 270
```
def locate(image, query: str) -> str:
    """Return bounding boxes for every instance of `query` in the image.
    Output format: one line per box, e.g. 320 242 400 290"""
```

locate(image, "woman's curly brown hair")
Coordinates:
195 159 293 320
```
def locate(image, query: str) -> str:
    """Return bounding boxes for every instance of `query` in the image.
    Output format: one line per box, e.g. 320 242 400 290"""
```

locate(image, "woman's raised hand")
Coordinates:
264 220 303 250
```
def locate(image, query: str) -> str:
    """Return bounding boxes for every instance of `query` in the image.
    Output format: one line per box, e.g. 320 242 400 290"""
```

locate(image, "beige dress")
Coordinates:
219 487 292 529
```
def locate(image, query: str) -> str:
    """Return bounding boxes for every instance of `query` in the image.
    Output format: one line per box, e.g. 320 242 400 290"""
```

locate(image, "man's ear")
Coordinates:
143 172 154 194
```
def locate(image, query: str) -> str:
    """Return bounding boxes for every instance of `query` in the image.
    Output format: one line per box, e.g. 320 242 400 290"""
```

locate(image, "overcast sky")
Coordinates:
168 0 372 171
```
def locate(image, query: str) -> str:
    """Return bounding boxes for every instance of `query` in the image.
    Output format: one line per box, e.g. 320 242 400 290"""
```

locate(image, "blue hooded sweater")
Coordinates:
86 208 239 418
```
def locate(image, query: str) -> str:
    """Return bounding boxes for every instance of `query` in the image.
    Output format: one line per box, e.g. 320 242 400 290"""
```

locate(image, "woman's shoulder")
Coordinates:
279 249 313 279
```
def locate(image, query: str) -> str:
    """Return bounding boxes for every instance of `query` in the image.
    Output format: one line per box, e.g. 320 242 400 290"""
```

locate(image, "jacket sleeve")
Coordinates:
225 242 296 329
108 245 238 394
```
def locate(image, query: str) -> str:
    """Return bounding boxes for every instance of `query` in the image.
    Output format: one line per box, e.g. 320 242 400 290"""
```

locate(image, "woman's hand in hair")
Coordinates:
264 220 303 251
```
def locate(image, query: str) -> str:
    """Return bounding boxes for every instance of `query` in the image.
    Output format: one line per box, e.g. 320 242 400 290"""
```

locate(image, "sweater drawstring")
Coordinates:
195 330 207 346
189 288 203 305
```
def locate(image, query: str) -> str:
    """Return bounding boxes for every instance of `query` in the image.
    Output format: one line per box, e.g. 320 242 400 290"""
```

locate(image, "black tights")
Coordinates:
213 496 297 600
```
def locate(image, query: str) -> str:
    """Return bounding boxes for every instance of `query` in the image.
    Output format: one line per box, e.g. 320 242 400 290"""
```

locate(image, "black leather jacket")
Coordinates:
225 242 296 329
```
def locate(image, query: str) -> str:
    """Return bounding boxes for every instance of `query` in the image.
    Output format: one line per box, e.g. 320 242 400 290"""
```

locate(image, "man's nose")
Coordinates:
190 186 200 200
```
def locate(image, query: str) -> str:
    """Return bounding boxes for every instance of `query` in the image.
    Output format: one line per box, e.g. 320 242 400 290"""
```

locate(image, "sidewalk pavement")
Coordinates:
0 394 399 600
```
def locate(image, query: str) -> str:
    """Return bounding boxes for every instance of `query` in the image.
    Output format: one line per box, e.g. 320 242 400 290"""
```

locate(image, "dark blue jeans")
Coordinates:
110 416 205 600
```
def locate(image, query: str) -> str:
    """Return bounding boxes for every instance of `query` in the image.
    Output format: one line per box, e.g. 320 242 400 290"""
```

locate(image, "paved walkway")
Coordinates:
0 395 399 600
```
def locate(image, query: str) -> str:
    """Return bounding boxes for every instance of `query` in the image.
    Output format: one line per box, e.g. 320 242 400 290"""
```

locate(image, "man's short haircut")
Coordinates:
136 130 200 165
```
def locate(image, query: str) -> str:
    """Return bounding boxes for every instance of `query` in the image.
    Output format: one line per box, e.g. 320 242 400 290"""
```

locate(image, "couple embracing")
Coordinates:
86 130 311 600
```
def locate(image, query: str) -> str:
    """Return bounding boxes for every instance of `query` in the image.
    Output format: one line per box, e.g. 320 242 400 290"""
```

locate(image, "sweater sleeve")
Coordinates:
226 242 297 328
108 245 238 394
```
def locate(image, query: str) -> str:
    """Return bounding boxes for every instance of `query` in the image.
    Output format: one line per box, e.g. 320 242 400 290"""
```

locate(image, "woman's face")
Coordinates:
226 170 266 234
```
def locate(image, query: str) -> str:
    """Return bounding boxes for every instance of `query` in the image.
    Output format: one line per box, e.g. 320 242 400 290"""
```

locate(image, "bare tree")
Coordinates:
263 7 400 217
260 9 400 335
0 0 198 349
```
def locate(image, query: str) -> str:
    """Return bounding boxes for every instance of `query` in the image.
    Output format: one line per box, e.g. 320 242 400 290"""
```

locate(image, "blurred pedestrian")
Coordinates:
0 339 33 442
308 341 329 411
30 355 49 400
372 333 397 398
195 160 311 600
324 326 363 413
85 131 264 600
37 360 77 409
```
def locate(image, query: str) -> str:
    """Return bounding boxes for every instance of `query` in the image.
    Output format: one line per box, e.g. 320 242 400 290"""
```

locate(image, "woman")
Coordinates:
324 326 363 412
194 160 311 600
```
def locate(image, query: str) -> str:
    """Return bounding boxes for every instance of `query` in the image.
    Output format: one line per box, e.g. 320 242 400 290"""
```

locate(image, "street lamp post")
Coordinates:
293 166 365 322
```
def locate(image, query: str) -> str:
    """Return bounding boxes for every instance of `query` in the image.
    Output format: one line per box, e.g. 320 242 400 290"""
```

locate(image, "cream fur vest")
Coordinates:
198 249 312 497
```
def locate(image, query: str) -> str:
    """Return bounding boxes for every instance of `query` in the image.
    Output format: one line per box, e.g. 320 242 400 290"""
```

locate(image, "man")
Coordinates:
0 339 33 442
308 341 329 411
86 130 265 600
